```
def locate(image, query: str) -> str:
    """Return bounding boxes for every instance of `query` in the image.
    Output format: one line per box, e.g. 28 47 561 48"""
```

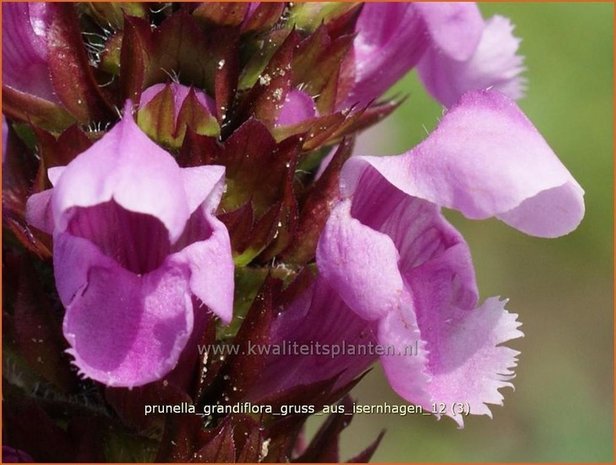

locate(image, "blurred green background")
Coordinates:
310 3 614 462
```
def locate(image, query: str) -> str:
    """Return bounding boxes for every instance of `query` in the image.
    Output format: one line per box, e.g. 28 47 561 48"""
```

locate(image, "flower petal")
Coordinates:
180 164 226 216
47 166 65 186
3 446 34 463
342 90 585 237
276 90 317 126
344 3 429 108
63 253 194 387
319 166 520 425
317 199 404 321
171 166 234 323
51 105 191 241
25 189 54 234
421 297 523 426
418 15 526 107
52 231 116 307
414 2 484 61
318 173 478 324
377 303 433 409
349 169 479 305
345 2 483 108
25 167 67 232
169 216 234 324
64 200 171 275
379 291 522 427
2 2 59 103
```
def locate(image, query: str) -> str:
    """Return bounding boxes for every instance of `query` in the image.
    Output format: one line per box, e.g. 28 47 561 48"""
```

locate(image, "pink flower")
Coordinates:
25 104 234 387
315 90 584 425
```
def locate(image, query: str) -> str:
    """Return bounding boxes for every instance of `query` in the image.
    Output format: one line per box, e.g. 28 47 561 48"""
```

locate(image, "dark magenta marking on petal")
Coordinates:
66 200 171 275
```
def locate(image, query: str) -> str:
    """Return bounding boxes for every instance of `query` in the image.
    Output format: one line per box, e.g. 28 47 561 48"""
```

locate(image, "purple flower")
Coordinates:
25 104 234 387
2 2 59 103
315 90 584 425
344 2 524 108
317 178 521 427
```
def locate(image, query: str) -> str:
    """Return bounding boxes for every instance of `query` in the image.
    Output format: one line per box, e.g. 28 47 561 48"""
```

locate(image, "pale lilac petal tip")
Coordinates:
419 15 526 107
342 90 585 238
425 297 523 427
25 189 54 234
181 165 226 215
414 2 484 61
246 2 260 19
47 166 65 186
